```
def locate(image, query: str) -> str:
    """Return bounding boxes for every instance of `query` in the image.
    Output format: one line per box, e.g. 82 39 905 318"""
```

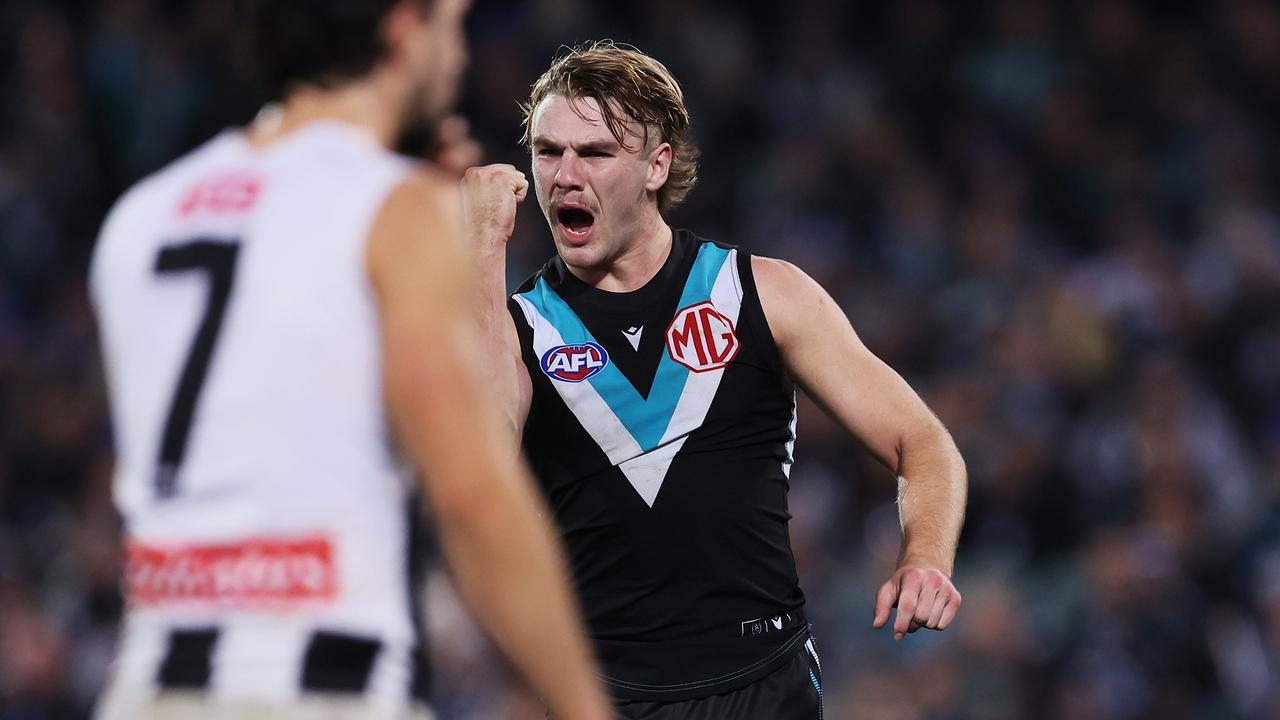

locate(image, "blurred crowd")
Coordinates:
3 0 1280 718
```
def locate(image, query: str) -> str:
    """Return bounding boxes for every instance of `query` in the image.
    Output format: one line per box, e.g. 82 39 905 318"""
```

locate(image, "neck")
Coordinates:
568 215 674 293
244 74 403 150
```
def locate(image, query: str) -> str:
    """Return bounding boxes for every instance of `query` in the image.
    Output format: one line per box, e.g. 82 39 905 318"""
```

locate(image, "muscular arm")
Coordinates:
753 256 967 638
463 164 533 440
368 173 607 719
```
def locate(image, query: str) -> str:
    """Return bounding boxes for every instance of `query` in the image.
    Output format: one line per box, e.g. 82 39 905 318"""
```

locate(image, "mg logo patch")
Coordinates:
541 342 609 383
666 301 740 373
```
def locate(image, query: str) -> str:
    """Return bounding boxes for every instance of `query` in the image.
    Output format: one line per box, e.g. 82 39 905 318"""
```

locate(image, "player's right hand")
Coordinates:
462 164 528 244
872 564 961 641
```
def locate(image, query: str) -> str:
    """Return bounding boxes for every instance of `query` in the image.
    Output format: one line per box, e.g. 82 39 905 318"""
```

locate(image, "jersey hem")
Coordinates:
600 626 811 702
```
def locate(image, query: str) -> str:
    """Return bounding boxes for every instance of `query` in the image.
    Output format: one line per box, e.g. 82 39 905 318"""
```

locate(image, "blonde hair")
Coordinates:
521 40 699 213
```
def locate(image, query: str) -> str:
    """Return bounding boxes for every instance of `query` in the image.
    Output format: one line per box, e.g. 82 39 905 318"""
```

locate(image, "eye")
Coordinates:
536 148 561 157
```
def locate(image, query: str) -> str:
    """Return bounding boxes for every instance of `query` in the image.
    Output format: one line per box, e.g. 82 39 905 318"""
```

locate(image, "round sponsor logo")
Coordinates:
541 342 609 382
666 301 740 372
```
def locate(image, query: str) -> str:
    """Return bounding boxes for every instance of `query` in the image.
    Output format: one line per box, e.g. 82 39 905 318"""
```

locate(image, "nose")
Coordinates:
555 150 584 191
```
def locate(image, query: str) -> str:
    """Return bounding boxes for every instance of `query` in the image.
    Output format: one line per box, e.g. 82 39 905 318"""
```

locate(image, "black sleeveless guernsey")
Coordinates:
507 230 808 701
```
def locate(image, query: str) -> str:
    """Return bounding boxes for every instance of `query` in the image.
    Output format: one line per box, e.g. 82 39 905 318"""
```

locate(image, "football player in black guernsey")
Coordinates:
463 40 967 719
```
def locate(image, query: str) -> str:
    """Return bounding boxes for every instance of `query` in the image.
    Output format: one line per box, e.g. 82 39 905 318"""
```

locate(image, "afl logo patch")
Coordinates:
541 342 609 383
666 301 740 372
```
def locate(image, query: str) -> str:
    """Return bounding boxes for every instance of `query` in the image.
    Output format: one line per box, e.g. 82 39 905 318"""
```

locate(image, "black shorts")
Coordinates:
612 635 824 720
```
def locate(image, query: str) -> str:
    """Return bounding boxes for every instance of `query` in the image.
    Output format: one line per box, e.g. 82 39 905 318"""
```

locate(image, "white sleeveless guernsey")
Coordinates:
90 122 427 711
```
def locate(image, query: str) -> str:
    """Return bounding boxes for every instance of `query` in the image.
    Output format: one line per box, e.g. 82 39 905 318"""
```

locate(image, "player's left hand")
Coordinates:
872 565 961 640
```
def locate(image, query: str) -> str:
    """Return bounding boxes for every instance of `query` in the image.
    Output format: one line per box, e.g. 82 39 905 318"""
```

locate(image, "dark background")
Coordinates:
2 0 1279 717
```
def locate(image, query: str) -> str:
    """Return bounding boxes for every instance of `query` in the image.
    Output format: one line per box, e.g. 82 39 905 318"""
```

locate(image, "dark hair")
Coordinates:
522 41 699 214
246 0 431 101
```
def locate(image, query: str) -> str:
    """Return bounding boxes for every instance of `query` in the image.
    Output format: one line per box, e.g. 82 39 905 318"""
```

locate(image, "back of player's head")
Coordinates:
522 41 699 214
246 0 435 101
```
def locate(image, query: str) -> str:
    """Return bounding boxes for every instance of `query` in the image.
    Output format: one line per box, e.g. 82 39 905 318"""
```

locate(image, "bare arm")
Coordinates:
754 256 967 639
369 173 608 719
462 164 533 440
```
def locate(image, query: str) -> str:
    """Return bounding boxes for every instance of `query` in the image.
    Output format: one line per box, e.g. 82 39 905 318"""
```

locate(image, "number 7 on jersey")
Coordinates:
153 239 240 499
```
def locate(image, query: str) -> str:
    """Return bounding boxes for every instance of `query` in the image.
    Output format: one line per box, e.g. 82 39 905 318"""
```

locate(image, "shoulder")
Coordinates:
680 228 737 254
370 167 464 248
366 167 469 294
380 166 461 212
751 255 826 301
679 230 748 289
512 265 548 296
511 251 572 299
507 261 559 331
91 134 238 295
102 133 236 223
750 256 843 349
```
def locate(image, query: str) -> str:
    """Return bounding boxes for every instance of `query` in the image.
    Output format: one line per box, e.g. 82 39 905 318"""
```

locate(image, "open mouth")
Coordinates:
556 206 596 238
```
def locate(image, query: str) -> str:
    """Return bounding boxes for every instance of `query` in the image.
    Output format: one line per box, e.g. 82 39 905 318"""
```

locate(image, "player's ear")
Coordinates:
644 142 672 195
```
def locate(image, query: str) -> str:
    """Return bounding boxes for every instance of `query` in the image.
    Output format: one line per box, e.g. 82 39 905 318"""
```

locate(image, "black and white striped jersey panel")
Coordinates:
110 618 429 706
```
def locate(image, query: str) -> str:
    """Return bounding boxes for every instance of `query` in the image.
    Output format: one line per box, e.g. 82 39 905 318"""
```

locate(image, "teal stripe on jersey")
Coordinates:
674 241 734 311
518 242 733 452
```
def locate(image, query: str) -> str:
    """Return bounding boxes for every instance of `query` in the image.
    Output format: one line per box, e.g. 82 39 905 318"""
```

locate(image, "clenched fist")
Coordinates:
462 164 529 246
872 565 962 640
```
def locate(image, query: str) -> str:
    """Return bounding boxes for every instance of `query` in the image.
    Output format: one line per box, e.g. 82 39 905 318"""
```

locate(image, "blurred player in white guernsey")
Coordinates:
88 1 612 718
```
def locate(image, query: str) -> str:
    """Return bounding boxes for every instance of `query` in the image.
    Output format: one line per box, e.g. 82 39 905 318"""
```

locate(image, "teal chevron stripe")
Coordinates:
520 243 732 452
675 242 733 310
